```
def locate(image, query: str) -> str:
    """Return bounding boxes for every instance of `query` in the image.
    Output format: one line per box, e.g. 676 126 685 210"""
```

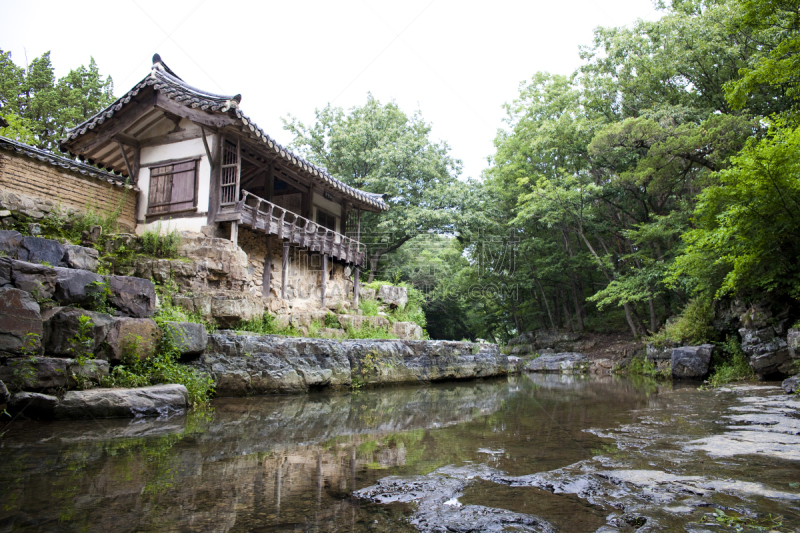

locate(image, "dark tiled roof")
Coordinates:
61 55 388 211
0 135 139 191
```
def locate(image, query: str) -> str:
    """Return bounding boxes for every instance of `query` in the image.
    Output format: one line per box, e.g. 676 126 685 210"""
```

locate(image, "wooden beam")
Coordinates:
139 128 205 148
354 266 360 310
263 236 272 299
208 133 223 222
113 133 140 148
230 221 238 245
69 93 159 155
155 93 237 129
200 126 214 166
266 164 274 202
321 254 327 308
117 141 134 178
281 242 289 300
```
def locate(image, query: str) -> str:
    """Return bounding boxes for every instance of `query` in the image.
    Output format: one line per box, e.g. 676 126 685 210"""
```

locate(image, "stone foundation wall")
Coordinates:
0 151 137 231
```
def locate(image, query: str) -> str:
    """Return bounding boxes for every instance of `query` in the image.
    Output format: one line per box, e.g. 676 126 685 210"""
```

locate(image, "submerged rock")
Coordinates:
671 344 714 379
7 391 59 419
54 384 189 419
355 465 556 533
525 352 590 373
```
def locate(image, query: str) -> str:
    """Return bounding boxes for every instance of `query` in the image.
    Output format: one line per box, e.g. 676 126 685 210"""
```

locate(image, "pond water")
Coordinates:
1 375 798 532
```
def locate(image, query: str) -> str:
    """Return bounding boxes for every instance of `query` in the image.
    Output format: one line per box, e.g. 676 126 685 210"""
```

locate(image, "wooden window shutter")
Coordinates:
147 159 198 215
220 137 240 205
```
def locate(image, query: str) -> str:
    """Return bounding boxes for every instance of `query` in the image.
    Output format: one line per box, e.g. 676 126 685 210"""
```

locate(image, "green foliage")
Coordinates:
86 279 112 314
152 276 213 330
284 94 468 280
141 222 181 258
103 320 215 407
626 356 669 380
0 49 114 151
711 508 783 531
358 299 379 317
647 297 716 347
0 112 37 144
19 333 40 357
706 336 755 388
345 323 396 340
669 120 800 300
235 312 299 337
324 312 339 328
68 315 94 364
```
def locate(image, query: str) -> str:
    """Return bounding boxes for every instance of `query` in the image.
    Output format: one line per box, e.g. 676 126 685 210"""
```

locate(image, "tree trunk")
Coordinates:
535 279 556 331
561 291 573 333
649 297 657 333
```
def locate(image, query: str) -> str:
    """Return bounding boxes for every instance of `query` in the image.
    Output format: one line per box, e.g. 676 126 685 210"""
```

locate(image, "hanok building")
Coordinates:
58 54 389 309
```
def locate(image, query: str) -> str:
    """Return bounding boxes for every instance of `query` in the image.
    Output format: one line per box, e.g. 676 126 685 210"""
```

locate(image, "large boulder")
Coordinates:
10 259 57 300
53 267 105 306
0 380 9 404
107 275 156 318
42 308 114 357
54 384 189 419
0 356 108 390
782 375 798 395
7 391 58 419
392 322 423 340
63 244 100 272
0 230 23 257
16 236 65 266
749 341 794 378
103 317 159 362
671 345 714 379
0 286 42 354
525 352 590 373
787 328 800 358
359 286 377 301
163 322 208 356
377 285 408 309
209 292 265 326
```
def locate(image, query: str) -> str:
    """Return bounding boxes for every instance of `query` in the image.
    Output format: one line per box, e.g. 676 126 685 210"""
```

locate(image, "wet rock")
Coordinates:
392 321 423 340
163 321 207 356
671 345 714 379
645 343 673 361
42 308 114 356
782 376 798 394
0 229 22 256
0 380 8 404
63 244 99 272
16 236 65 266
508 330 596 356
788 328 800 358
7 391 58 419
108 275 156 318
590 358 614 375
103 317 159 362
54 384 189 419
53 267 104 305
377 284 408 308
10 259 57 299
355 465 556 533
0 286 42 354
526 352 590 373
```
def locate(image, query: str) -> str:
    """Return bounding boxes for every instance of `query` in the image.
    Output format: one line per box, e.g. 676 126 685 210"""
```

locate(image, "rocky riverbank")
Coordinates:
194 332 510 396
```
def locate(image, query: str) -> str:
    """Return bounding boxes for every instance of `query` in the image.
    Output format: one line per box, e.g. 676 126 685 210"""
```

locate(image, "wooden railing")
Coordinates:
223 190 366 266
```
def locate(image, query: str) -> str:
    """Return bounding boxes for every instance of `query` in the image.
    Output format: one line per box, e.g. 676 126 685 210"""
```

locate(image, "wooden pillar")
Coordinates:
263 235 272 299
266 165 274 202
281 241 289 300
353 266 360 310
230 221 238 245
321 254 327 308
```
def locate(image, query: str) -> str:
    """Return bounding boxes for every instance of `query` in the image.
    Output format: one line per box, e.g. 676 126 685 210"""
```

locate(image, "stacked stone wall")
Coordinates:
0 151 136 230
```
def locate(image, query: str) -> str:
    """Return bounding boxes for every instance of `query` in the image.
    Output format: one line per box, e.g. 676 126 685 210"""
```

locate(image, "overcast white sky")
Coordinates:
2 0 660 180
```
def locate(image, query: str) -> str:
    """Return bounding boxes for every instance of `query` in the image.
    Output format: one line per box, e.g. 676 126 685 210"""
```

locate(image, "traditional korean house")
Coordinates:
59 54 389 308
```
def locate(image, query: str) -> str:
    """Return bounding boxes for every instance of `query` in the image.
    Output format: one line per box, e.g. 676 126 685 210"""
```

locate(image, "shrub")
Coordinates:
141 221 181 258
324 312 339 328
646 296 715 347
345 323 397 340
706 336 754 387
626 355 669 380
359 299 379 317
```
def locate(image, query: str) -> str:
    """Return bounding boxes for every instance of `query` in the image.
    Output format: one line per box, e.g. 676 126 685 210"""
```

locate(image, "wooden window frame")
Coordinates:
146 157 200 217
315 207 338 232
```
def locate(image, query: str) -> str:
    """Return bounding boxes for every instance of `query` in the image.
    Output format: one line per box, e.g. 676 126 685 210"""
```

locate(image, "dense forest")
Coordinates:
2 0 800 346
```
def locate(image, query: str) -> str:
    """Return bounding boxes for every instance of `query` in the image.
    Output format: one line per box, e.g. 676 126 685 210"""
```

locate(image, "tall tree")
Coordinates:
0 50 114 151
283 95 465 281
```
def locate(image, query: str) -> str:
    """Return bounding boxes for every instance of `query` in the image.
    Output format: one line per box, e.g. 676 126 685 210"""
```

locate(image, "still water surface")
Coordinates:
1 375 798 532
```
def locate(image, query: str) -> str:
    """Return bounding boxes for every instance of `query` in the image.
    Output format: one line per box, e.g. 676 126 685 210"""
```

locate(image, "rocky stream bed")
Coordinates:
1 375 798 532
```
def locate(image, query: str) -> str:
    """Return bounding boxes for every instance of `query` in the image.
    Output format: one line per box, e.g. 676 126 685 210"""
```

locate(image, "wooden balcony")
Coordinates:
215 190 366 267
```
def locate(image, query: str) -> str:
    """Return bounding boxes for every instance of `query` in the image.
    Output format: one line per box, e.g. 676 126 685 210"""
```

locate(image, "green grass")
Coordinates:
646 296 716 348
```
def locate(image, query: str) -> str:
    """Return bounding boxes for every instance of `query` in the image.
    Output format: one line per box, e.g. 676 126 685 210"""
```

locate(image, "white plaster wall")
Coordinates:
134 130 217 235
312 192 342 233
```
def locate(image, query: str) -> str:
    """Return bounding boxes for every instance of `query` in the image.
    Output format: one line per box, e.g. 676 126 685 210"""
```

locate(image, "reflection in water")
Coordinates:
1 375 797 532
